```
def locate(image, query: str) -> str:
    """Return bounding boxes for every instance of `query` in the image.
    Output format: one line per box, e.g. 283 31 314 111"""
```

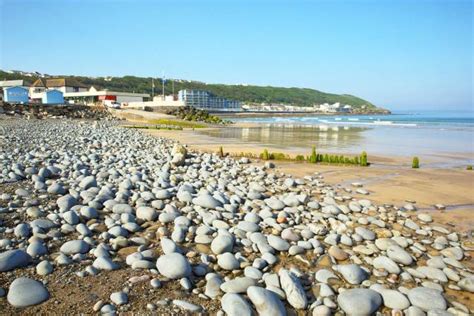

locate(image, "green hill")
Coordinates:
0 70 387 112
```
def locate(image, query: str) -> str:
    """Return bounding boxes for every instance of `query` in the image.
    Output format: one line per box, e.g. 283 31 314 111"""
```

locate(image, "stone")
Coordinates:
60 240 90 255
156 253 191 279
93 256 119 270
267 235 290 251
47 182 66 195
417 266 448 283
417 213 432 222
193 193 222 209
458 277 474 293
211 235 234 255
371 287 410 310
373 256 401 274
217 252 240 270
407 287 447 312
7 277 49 307
355 226 376 240
79 175 97 189
264 198 285 210
14 223 31 238
172 300 202 312
387 245 413 265
335 264 368 285
328 245 348 261
205 274 223 298
57 194 77 212
0 249 32 272
36 260 53 276
221 277 257 293
170 144 187 166
247 286 286 316
315 269 339 283
279 268 307 309
337 289 382 316
161 237 179 254
440 247 464 261
221 293 253 316
110 291 128 305
312 305 332 316
136 206 157 221
112 203 133 214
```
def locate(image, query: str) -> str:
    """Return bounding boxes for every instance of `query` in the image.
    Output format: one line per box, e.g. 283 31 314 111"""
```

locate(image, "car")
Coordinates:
103 100 121 108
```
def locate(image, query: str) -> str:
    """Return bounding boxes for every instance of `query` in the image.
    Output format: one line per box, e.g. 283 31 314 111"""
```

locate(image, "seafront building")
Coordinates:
62 86 149 104
42 90 64 104
1 79 239 111
178 89 241 111
3 86 29 103
31 78 88 95
0 79 149 106
0 80 29 89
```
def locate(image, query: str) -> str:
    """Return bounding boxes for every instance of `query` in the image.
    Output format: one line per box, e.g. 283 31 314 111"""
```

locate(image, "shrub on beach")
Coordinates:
360 151 368 166
467 165 473 170
412 156 420 169
295 155 305 161
261 149 270 160
309 146 317 163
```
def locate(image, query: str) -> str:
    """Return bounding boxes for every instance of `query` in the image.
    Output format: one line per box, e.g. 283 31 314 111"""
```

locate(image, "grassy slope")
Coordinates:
0 70 385 111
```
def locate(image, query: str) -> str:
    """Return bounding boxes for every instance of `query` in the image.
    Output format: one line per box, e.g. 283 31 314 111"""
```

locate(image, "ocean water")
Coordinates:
200 110 474 165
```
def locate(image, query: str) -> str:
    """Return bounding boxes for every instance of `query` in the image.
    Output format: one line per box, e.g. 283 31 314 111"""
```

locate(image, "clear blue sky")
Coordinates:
0 0 472 110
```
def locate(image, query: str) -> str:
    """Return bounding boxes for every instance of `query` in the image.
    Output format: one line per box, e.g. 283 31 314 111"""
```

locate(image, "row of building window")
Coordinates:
178 90 241 110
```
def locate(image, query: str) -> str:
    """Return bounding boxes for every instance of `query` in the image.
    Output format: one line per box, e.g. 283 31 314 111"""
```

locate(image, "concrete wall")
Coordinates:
116 95 146 103
125 99 185 108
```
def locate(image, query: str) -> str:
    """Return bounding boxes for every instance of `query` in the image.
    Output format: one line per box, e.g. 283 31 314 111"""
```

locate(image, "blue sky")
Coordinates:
0 0 472 110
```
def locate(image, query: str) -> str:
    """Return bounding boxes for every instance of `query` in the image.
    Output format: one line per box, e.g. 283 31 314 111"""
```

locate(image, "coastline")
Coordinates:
214 110 390 118
114 108 474 231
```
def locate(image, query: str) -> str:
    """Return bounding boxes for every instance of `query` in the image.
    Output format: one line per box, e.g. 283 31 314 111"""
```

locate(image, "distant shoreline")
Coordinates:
213 110 391 118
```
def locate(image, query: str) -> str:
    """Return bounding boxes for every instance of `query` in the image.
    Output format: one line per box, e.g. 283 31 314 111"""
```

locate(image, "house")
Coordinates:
30 78 88 95
4 86 29 103
0 80 29 89
42 90 64 104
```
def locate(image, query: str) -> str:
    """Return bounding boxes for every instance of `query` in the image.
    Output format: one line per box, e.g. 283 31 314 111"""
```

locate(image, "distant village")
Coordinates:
1 70 356 114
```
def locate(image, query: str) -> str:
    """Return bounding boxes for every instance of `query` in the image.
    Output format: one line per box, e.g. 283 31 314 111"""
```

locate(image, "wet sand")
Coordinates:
143 127 474 232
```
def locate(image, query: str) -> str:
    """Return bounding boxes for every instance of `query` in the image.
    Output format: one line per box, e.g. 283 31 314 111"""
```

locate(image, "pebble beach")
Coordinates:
0 108 473 315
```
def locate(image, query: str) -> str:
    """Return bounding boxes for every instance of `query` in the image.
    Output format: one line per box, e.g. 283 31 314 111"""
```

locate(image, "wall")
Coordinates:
4 86 29 103
125 99 185 108
116 95 146 103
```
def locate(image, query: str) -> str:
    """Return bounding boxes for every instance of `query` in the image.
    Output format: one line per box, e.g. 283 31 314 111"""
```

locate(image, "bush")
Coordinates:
360 151 368 166
467 165 473 170
309 146 317 163
295 155 305 161
260 149 270 160
218 146 224 157
272 152 287 160
412 156 420 169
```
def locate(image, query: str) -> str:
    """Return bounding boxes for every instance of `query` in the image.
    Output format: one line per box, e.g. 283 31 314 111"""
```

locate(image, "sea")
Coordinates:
199 110 474 166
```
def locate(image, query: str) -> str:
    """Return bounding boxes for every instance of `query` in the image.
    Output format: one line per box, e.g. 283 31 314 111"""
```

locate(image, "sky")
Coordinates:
0 0 472 110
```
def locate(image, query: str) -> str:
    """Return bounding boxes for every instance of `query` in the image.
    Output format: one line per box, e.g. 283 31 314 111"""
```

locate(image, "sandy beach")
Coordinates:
113 108 474 231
